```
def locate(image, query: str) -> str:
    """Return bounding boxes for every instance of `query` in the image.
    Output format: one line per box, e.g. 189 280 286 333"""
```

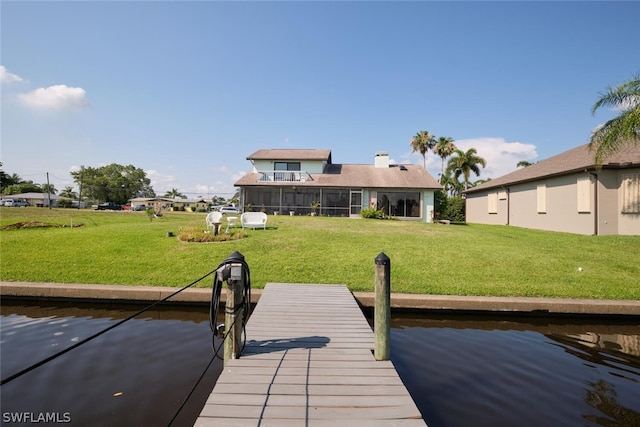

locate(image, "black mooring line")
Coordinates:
0 270 216 386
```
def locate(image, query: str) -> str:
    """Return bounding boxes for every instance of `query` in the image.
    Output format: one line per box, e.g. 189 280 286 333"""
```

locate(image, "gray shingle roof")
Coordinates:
235 163 441 190
247 149 332 162
465 143 640 193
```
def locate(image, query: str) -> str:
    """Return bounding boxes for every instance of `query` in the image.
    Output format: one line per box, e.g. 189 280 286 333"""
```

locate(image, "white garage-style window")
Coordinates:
621 173 640 214
488 192 498 214
537 184 546 214
577 176 592 213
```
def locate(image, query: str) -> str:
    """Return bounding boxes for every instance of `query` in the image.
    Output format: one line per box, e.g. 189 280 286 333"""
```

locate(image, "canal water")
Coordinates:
390 313 640 427
1 300 639 426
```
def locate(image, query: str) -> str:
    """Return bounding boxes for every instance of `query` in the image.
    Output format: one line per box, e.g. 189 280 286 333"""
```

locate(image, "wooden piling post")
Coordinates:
374 252 391 361
224 263 244 366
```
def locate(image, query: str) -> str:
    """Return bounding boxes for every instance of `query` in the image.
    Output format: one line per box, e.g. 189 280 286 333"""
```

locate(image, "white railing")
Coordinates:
257 171 313 182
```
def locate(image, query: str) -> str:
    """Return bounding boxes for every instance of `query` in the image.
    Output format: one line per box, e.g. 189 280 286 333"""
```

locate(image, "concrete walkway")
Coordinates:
2 281 639 316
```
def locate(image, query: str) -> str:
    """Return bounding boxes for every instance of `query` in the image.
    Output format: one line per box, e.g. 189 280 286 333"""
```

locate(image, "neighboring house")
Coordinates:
464 144 640 236
130 197 209 212
0 192 67 207
170 198 209 212
235 149 441 222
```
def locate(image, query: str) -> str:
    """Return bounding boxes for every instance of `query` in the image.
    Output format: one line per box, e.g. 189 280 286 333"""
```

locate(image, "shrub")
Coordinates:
442 196 466 222
57 199 73 208
360 206 386 219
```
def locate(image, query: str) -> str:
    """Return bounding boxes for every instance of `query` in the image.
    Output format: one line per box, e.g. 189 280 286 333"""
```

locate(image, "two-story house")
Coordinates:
234 149 441 221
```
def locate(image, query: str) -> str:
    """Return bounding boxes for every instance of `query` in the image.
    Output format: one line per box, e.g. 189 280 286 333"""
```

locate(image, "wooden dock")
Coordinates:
195 283 426 426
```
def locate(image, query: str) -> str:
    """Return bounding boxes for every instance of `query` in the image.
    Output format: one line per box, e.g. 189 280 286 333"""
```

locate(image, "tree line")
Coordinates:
1 162 231 207
409 131 488 196
409 131 487 222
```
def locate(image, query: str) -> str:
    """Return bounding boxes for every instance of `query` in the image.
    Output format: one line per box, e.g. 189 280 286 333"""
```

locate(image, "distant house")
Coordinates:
129 197 209 212
464 144 640 235
234 149 441 221
0 192 67 207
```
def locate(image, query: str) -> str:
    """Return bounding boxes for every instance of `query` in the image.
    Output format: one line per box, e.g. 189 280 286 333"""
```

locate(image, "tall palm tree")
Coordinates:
409 130 436 170
164 188 186 199
589 74 640 166
445 148 487 191
433 136 456 181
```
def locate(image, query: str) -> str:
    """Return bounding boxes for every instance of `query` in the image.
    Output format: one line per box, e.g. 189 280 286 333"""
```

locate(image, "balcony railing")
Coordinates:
257 171 313 183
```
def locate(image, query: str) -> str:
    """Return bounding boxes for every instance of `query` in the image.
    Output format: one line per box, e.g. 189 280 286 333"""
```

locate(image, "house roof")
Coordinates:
235 163 441 190
130 197 208 203
465 143 640 193
247 149 332 163
0 192 63 200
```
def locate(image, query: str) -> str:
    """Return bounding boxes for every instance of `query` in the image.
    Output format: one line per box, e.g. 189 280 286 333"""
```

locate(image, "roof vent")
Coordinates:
375 152 390 169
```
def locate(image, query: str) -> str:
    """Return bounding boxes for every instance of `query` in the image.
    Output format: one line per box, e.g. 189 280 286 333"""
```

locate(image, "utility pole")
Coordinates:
46 172 51 209
77 168 84 210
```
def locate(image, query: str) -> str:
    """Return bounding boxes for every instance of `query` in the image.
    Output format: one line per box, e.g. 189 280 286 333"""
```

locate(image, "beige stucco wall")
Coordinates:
466 169 640 235
465 191 508 225
510 174 595 234
609 168 640 235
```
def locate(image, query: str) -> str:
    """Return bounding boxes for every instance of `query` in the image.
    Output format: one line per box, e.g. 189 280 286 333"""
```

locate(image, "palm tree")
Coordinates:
1 172 22 190
60 186 77 199
440 171 463 197
409 130 436 170
470 178 492 188
164 188 186 199
41 183 57 195
445 148 487 191
516 160 532 168
589 74 640 166
433 136 456 181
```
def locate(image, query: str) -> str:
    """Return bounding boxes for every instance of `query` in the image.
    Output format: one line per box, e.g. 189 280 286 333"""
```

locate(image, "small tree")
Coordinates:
310 201 320 215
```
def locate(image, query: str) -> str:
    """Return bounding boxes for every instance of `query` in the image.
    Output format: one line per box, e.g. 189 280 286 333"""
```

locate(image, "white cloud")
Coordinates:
146 169 178 192
404 137 538 181
453 137 538 180
18 84 89 110
0 66 23 83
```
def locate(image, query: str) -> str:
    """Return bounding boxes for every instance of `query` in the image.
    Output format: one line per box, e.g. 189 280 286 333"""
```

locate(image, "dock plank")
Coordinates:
195 283 427 426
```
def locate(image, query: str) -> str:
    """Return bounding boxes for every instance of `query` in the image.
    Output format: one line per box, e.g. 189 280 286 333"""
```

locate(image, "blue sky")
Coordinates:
2 1 639 198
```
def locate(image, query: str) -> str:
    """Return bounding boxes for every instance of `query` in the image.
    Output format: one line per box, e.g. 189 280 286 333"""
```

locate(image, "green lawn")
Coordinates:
1 207 638 299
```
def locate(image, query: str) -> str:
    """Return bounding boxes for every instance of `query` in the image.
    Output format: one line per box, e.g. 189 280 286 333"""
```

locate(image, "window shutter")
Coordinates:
621 174 640 214
577 177 591 213
537 184 546 213
488 193 498 214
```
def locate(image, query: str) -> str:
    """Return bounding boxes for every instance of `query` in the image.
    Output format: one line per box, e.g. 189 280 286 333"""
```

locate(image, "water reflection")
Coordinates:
389 314 640 427
2 302 639 427
583 379 640 426
1 300 221 427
